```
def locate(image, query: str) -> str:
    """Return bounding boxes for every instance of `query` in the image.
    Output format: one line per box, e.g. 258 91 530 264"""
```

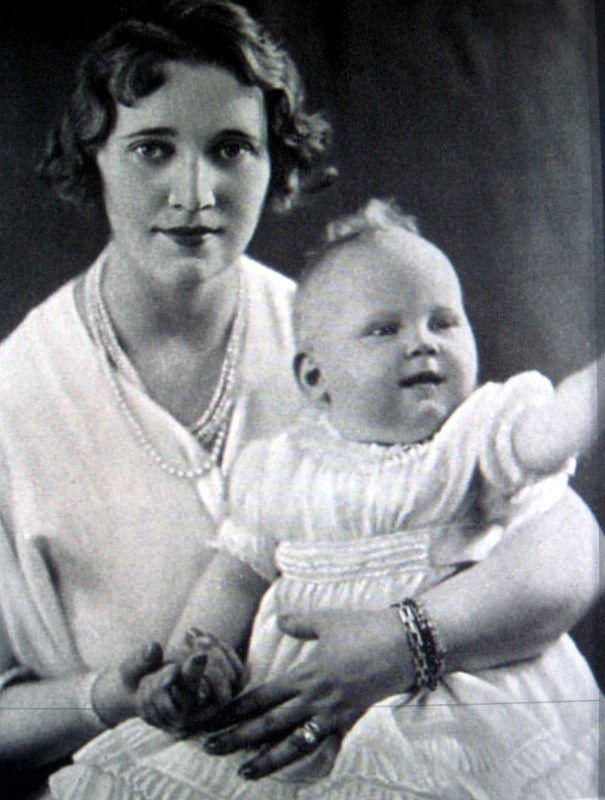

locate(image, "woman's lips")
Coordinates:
158 226 223 248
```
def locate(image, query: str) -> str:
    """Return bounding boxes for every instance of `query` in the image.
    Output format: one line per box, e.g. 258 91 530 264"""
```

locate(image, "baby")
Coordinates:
51 199 602 800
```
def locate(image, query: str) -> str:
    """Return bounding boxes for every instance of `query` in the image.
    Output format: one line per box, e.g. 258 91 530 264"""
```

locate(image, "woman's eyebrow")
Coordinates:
122 126 176 139
214 127 266 143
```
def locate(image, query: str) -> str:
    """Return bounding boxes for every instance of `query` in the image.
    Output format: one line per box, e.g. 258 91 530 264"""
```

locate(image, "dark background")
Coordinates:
0 2 603 681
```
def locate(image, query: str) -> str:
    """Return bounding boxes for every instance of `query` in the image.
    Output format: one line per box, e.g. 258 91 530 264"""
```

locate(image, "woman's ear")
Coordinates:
293 352 328 403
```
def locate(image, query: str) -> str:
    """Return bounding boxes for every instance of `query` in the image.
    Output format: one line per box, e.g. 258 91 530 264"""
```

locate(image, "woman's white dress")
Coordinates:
50 372 600 800
0 250 299 699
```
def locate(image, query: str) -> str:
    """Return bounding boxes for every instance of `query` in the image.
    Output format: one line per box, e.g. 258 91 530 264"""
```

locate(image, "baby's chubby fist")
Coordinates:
136 629 245 734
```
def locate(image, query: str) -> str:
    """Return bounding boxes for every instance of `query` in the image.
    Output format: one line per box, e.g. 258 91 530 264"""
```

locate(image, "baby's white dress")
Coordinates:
50 372 600 800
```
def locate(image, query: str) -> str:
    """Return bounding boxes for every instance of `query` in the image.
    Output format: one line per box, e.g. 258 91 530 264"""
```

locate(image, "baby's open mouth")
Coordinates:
399 371 444 388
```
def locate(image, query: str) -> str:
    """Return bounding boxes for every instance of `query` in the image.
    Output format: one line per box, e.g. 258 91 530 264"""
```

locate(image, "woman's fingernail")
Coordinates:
204 736 230 754
238 763 260 780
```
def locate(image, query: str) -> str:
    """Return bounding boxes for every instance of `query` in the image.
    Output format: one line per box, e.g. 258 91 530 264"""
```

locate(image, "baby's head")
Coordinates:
293 199 478 444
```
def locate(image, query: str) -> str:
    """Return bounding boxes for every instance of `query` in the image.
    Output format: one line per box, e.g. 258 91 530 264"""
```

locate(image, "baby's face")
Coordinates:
300 228 478 444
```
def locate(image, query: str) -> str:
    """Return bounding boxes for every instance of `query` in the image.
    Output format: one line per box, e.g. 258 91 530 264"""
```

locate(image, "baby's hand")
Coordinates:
136 629 244 734
135 651 208 734
183 628 246 708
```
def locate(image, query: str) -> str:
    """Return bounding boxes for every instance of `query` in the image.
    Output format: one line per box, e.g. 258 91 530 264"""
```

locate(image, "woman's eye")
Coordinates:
368 322 399 337
216 139 255 162
132 141 173 163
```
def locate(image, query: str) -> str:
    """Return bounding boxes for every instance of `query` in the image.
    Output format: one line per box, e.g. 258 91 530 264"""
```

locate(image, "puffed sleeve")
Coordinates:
479 371 575 529
213 433 295 583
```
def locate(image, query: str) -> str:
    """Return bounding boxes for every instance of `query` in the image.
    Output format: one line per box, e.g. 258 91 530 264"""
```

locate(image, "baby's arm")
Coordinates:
168 436 278 654
168 551 269 658
137 553 269 733
512 352 604 475
138 436 280 733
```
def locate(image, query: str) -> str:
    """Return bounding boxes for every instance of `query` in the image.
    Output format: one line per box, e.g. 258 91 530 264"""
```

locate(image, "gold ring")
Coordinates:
290 719 324 753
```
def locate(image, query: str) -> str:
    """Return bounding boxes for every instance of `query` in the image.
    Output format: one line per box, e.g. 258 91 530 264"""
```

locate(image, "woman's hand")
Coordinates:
202 608 414 780
92 642 164 727
0 644 165 770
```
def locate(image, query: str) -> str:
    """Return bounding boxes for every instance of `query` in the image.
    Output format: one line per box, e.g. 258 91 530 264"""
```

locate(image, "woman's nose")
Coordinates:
168 155 217 212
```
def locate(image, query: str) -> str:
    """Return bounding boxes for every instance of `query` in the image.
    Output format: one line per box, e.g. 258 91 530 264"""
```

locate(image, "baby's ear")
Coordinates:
293 352 328 403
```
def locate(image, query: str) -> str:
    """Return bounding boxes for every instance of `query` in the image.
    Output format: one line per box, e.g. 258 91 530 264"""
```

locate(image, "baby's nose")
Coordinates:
404 337 439 359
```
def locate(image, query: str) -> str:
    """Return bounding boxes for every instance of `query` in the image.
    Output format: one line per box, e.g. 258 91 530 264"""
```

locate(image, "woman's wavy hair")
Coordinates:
39 0 334 213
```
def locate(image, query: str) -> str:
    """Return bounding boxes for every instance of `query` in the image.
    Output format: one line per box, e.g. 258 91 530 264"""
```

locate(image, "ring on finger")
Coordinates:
290 718 324 753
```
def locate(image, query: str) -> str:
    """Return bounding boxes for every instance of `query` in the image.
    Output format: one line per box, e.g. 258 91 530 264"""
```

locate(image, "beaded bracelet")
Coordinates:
80 671 110 733
413 598 446 687
391 598 446 691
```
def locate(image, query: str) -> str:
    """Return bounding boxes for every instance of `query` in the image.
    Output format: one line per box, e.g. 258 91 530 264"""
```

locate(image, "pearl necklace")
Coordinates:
84 260 246 480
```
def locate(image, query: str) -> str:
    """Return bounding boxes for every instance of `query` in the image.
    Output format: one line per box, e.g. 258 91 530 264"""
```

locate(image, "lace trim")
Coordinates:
289 411 432 474
275 529 431 580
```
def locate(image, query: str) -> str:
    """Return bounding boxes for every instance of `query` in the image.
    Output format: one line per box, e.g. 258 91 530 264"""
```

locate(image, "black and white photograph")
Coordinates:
0 1 603 797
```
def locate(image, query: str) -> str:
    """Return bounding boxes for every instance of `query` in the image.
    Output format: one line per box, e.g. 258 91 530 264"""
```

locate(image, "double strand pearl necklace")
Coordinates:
84 260 246 480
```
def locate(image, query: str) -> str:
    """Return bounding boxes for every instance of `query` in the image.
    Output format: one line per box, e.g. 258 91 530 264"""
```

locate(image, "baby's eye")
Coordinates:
367 322 400 337
131 141 174 163
429 311 459 331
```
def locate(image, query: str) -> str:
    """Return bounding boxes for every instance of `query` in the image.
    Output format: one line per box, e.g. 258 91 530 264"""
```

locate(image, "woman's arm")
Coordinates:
0 588 102 770
0 551 265 769
417 486 600 669
0 645 163 771
201 488 601 779
0 674 112 770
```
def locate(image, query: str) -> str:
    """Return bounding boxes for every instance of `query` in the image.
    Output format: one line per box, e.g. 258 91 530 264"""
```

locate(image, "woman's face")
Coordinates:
95 61 271 291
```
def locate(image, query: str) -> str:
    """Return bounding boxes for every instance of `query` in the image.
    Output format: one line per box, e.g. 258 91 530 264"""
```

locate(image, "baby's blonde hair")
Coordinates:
294 198 420 344
323 197 419 244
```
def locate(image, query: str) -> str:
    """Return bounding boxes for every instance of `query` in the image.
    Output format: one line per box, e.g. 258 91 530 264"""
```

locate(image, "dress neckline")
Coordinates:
79 255 247 479
291 410 433 470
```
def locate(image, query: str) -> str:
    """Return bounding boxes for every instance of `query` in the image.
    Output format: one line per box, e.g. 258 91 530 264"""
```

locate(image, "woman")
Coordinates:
0 0 325 790
0 0 599 796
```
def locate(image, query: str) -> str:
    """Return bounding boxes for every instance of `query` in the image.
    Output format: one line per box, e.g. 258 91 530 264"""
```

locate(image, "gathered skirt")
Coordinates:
50 532 600 800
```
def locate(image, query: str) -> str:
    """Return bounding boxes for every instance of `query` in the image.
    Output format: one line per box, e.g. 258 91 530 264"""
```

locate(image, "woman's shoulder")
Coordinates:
0 279 82 385
236 255 300 404
0 279 77 348
240 255 296 300
239 255 296 344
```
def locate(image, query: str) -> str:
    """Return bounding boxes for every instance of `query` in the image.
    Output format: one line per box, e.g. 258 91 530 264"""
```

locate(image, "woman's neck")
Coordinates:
102 249 241 355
